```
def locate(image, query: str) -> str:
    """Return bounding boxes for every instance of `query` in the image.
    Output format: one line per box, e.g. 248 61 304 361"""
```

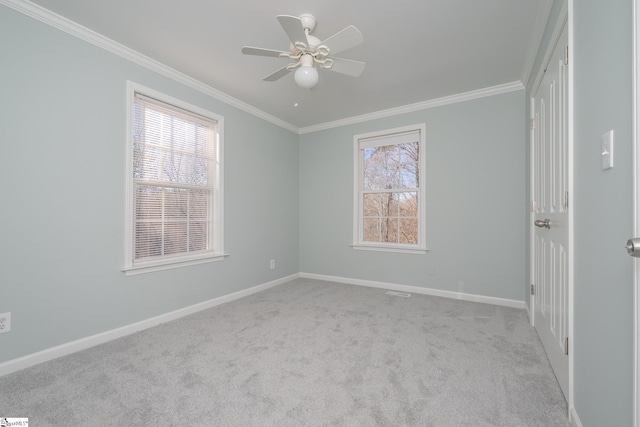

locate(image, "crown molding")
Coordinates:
299 81 525 134
529 1 568 97
3 0 527 136
521 0 554 87
0 0 299 134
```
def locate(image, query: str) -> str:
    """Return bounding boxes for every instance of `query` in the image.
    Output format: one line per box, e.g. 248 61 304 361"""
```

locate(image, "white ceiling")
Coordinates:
22 0 551 130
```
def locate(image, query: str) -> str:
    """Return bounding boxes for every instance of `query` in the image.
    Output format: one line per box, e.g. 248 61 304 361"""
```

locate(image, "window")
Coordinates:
124 82 224 274
353 124 426 253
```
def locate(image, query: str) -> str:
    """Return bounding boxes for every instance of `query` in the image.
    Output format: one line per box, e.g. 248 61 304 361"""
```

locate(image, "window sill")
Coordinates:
351 244 428 255
122 252 229 276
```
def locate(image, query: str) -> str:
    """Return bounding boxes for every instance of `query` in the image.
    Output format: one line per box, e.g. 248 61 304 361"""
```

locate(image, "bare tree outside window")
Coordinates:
362 142 419 244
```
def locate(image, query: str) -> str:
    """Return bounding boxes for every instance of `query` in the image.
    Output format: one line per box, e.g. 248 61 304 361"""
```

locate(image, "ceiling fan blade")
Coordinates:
263 65 292 81
241 46 287 58
328 57 366 77
277 15 308 46
320 25 364 56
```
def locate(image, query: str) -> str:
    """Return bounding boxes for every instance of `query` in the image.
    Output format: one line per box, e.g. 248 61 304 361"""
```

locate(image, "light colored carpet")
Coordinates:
0 278 569 426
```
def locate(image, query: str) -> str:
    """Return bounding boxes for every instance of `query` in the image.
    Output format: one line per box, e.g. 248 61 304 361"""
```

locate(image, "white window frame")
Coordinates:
123 81 225 275
352 123 427 254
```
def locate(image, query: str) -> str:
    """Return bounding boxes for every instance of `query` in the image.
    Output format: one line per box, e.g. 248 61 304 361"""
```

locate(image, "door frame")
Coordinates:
633 0 640 425
528 0 573 417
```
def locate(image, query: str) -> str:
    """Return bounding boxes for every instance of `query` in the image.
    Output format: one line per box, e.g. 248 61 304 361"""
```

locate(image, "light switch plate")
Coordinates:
602 130 614 170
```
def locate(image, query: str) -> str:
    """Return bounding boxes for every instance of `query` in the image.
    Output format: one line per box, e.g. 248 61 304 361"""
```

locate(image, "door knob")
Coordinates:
534 219 551 229
626 238 640 257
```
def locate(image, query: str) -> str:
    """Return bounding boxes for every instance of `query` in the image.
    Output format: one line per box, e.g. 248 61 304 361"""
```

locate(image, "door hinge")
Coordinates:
530 117 536 130
531 284 535 296
564 46 569 65
564 337 569 356
564 191 569 210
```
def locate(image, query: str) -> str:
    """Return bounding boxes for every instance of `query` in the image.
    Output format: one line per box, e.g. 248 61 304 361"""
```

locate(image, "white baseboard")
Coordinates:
0 273 299 377
570 406 583 427
0 272 526 377
299 272 525 309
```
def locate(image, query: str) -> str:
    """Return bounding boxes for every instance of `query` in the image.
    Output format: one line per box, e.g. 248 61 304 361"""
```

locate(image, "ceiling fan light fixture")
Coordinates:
294 54 319 88
241 14 365 88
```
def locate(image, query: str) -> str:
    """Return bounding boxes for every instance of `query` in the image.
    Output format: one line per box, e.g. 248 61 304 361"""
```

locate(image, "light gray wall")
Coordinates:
527 0 634 424
0 6 299 363
299 91 526 301
572 0 634 425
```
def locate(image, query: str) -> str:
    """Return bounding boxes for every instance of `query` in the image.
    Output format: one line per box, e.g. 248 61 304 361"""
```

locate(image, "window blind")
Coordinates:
358 129 420 149
132 92 217 262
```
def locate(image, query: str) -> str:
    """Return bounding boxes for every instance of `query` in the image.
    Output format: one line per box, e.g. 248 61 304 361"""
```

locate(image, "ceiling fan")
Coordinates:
241 14 365 89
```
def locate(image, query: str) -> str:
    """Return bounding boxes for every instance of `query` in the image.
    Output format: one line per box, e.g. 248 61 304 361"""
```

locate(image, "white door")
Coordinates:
531 24 569 400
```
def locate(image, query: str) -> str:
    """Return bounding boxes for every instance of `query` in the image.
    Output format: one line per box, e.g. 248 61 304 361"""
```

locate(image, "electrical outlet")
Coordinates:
269 259 276 270
0 312 11 334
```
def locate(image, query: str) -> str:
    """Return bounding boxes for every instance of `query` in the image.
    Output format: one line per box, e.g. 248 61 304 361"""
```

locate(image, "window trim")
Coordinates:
123 81 225 275
352 123 427 254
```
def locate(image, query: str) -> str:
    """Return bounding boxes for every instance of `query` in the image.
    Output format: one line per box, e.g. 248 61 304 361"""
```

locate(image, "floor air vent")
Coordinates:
385 291 411 298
